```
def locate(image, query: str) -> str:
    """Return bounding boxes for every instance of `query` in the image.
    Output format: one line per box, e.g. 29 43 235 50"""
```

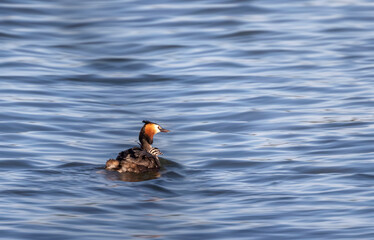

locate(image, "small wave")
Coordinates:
57 162 98 169
0 160 37 169
202 159 269 169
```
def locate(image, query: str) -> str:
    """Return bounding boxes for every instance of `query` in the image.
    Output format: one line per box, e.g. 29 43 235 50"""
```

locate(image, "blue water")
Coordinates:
1 0 374 239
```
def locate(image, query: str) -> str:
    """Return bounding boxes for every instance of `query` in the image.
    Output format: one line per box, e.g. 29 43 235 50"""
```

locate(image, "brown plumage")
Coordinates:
106 159 120 170
105 120 169 173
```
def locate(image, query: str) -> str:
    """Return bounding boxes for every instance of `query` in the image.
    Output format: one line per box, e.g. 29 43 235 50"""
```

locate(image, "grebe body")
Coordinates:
106 121 169 173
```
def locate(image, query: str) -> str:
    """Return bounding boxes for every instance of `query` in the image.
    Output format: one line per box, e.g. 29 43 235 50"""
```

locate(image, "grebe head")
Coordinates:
139 120 169 149
143 120 170 134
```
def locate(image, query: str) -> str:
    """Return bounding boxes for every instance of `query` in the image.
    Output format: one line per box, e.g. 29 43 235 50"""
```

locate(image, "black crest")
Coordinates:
142 120 158 125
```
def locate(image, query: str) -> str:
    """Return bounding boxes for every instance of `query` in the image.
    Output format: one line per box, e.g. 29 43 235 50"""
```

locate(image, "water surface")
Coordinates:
1 0 374 239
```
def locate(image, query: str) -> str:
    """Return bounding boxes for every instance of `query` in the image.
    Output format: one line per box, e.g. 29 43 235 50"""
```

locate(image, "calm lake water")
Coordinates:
1 0 374 239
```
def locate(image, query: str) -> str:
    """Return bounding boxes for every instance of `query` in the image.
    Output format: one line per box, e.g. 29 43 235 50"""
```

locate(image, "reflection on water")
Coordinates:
103 170 161 182
1 0 374 239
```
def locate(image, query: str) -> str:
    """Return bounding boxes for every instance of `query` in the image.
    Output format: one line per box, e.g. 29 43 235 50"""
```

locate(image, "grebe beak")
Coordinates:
160 128 170 133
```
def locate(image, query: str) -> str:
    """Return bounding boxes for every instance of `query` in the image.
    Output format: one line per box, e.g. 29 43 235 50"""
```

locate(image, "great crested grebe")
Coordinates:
105 120 170 173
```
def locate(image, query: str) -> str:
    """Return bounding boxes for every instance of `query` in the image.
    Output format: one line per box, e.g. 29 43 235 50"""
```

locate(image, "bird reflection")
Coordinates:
103 169 161 182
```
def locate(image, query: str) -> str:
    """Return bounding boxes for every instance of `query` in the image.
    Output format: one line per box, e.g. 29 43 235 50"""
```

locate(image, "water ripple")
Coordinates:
1 0 374 239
